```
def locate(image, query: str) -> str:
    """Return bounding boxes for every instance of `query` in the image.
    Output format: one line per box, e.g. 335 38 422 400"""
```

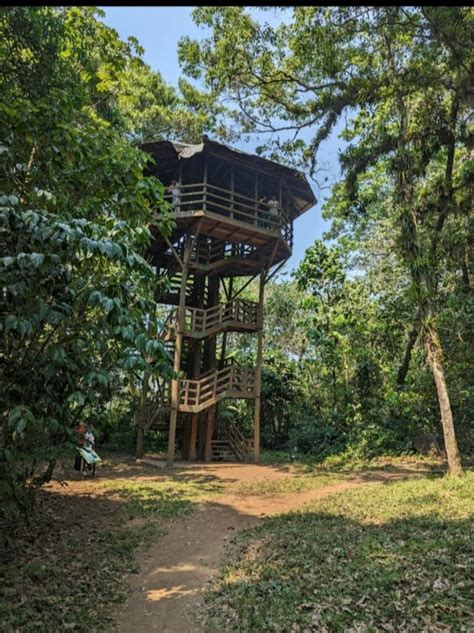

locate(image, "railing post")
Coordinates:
167 238 193 467
196 381 201 407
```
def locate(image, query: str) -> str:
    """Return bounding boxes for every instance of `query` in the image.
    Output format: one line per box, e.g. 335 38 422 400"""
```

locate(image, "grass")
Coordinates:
260 449 449 473
203 471 474 632
101 473 226 519
229 472 345 496
2 454 470 632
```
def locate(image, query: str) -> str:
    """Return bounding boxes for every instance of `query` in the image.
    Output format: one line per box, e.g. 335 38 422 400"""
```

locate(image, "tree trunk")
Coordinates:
397 321 419 386
33 458 57 486
423 322 463 476
136 425 144 459
136 370 149 459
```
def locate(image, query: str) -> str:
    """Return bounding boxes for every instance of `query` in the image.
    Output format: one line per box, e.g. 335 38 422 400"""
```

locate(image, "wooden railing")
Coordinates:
195 240 260 266
162 182 293 246
169 298 258 338
179 360 255 412
165 236 260 269
145 360 255 414
186 298 258 333
142 378 171 421
227 420 254 462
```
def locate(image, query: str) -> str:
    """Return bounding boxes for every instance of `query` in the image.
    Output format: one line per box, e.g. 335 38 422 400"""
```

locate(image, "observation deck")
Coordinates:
143 138 316 270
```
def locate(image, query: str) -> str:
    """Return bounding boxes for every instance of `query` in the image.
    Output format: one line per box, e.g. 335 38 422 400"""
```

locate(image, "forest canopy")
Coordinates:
178 6 473 475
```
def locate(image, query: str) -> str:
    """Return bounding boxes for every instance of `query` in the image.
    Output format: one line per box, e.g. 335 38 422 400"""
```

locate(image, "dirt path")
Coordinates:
114 464 418 633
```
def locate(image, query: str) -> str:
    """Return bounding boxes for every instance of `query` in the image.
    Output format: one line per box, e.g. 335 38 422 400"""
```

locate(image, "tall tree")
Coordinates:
0 7 180 516
180 6 472 475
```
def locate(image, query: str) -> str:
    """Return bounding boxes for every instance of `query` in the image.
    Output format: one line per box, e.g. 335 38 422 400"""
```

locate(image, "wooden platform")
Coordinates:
149 209 291 269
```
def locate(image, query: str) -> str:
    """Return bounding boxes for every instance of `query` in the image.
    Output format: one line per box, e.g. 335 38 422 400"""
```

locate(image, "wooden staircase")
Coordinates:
227 420 254 462
178 359 255 413
211 439 234 461
163 297 258 340
212 422 254 462
143 360 255 414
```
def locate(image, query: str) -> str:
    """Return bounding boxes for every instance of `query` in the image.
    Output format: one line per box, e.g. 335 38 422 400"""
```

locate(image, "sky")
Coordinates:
100 7 345 273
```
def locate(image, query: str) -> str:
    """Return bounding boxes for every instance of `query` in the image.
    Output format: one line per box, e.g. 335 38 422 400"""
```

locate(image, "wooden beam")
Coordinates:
181 415 190 460
163 235 184 270
265 260 286 285
189 413 198 461
188 302 203 461
265 239 280 278
167 237 193 467
197 412 204 459
221 276 230 301
204 407 214 462
253 265 265 464
203 154 208 212
232 271 260 300
230 164 235 219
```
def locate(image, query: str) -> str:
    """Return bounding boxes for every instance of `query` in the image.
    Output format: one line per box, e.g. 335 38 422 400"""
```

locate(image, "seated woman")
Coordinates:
76 424 102 476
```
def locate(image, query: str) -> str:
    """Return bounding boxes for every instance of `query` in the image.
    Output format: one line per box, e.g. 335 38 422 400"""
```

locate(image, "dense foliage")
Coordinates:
0 7 220 520
180 6 473 473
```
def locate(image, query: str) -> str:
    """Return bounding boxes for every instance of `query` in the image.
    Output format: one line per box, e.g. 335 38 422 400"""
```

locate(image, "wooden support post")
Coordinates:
187 307 202 461
178 160 183 212
136 307 156 459
167 238 193 467
197 412 205 460
230 164 234 219
204 407 214 462
279 177 283 230
253 266 265 464
181 415 190 460
189 413 198 461
255 172 259 225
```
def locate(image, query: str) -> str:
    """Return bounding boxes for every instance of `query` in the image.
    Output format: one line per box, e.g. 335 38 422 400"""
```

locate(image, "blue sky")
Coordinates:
100 7 345 273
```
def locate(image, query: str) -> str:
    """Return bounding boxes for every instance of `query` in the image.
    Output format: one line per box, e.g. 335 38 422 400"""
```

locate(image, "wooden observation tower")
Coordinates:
139 137 315 465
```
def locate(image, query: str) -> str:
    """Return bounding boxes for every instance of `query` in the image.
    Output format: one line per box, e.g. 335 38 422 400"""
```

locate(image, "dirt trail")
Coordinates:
114 463 419 633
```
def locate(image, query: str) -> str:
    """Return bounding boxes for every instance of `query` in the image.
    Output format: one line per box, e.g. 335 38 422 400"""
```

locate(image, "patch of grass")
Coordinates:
261 450 450 475
101 474 225 519
230 472 345 496
204 472 474 632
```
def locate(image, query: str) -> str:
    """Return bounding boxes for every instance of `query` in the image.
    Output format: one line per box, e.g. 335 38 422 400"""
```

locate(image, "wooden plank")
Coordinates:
253 265 265 464
188 413 198 461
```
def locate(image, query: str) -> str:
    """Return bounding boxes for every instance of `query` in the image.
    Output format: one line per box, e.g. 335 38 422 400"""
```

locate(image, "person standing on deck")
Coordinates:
267 195 281 229
167 180 181 212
